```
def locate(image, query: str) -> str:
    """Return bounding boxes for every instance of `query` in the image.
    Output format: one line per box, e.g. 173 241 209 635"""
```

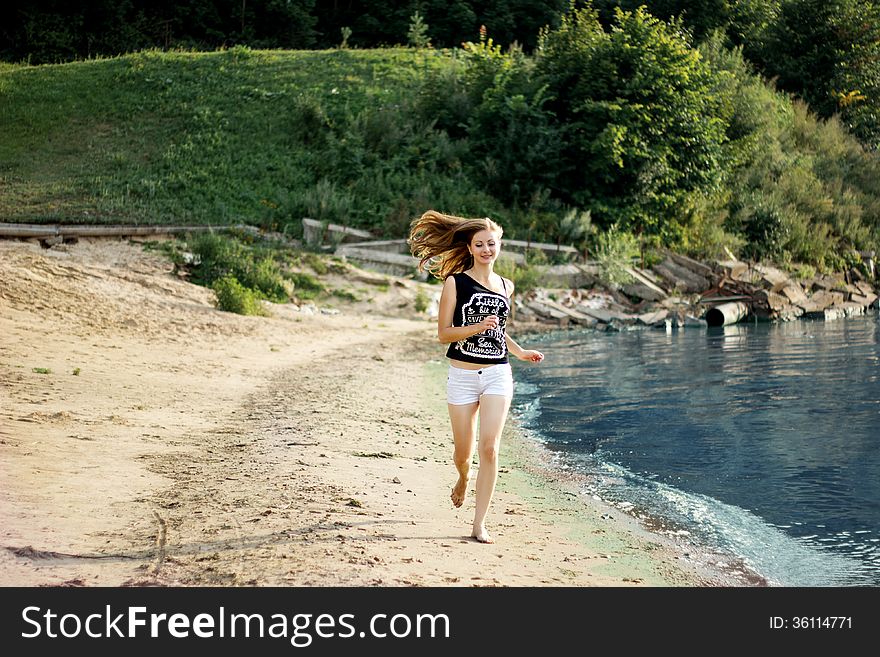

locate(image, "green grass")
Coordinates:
331 288 359 302
0 47 456 229
5 46 875 275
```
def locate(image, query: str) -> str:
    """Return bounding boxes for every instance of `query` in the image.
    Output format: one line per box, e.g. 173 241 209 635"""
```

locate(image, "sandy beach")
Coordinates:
0 237 753 587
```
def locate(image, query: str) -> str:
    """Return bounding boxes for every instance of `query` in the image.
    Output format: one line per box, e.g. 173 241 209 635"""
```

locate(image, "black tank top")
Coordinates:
445 272 510 365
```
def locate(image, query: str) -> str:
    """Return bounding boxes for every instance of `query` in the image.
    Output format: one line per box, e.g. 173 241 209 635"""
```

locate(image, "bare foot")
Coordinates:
471 526 494 544
450 474 468 508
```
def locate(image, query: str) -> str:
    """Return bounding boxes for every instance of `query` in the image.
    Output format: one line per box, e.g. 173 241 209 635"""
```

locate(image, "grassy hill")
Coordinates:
3 44 879 279
0 47 483 236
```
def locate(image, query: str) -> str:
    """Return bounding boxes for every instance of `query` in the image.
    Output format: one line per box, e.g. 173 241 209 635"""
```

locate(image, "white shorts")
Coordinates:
447 363 513 405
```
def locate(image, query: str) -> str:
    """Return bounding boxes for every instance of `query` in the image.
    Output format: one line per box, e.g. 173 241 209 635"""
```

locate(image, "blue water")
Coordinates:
511 313 880 586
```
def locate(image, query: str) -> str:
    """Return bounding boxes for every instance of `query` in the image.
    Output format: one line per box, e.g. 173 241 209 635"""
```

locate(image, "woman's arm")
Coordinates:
503 278 544 362
437 276 499 344
505 333 544 362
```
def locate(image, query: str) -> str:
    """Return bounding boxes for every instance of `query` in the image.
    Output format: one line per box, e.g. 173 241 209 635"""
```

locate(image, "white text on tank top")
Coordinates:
456 292 508 359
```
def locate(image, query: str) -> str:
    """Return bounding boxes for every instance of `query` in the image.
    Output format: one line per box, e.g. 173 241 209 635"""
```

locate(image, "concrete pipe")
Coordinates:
705 301 749 327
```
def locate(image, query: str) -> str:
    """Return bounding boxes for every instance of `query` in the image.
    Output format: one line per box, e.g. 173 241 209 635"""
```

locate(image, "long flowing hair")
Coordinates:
408 210 504 280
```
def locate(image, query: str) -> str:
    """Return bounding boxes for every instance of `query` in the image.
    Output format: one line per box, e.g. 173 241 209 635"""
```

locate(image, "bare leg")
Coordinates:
447 402 478 508
472 394 512 543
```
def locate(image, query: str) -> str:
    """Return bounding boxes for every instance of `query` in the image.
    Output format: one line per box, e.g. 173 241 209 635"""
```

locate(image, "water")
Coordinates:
511 313 880 586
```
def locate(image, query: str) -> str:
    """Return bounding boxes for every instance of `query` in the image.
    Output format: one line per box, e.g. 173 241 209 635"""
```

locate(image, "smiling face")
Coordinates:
469 229 501 266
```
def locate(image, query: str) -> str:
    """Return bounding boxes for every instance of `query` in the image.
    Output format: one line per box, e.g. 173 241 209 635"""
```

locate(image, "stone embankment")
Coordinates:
516 249 879 331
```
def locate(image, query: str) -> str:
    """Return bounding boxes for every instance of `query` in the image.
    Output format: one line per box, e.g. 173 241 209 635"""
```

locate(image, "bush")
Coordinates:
414 289 429 313
212 275 267 316
188 232 289 302
494 256 542 295
288 271 324 300
238 257 290 303
591 226 640 286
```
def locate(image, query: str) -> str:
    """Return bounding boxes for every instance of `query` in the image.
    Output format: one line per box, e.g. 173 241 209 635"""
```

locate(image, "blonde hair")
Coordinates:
408 210 504 280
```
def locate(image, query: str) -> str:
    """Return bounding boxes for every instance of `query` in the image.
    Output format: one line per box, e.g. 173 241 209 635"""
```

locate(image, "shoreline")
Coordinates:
1 238 751 587
501 405 769 586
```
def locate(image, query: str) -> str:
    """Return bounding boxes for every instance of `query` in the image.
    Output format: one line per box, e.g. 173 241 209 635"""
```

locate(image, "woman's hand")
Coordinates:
477 314 500 333
518 349 544 363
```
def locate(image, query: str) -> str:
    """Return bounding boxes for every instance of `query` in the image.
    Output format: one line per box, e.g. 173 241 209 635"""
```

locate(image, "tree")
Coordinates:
535 6 729 239
756 0 880 148
407 11 431 48
593 0 732 41
830 0 880 148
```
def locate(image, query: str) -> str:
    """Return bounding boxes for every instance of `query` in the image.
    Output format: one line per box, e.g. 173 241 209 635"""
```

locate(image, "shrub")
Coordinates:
288 271 324 300
414 289 429 313
238 257 290 303
591 226 640 285
212 276 266 316
188 232 289 302
494 256 542 295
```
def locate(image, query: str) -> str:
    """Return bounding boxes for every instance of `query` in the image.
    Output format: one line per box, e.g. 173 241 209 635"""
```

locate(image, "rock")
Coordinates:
524 301 570 327
716 259 750 280
676 314 707 328
780 282 809 305
802 289 846 311
575 306 633 324
636 309 669 326
302 217 372 246
751 263 790 292
803 306 847 321
850 291 878 307
39 236 63 249
536 263 599 288
537 299 598 327
809 274 847 293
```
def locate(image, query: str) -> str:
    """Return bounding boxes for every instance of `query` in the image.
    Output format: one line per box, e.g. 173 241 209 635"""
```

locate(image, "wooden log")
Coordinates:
0 223 231 238
700 294 752 304
629 265 667 289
